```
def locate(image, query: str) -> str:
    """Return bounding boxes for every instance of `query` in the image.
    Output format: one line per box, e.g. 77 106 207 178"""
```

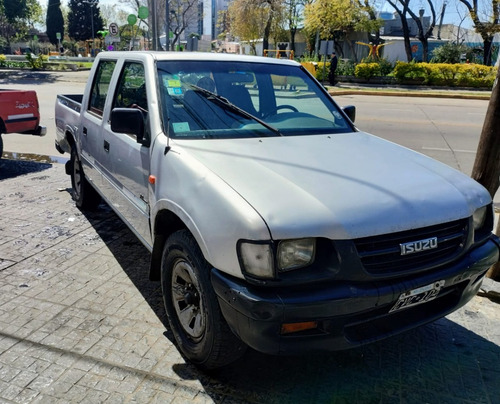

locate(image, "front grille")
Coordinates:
354 219 469 275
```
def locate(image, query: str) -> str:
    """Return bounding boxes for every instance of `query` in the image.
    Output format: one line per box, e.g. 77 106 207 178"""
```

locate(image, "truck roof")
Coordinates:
96 51 301 67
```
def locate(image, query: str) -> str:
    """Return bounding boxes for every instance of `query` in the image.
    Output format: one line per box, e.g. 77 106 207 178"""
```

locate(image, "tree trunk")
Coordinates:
290 27 296 53
263 14 272 55
471 66 500 279
483 37 493 66
421 37 429 62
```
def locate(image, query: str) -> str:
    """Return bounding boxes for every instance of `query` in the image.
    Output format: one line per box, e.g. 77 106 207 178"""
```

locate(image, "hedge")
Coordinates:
302 59 496 88
392 61 497 87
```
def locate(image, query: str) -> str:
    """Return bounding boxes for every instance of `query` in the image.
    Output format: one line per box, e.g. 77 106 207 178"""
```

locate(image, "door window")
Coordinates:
113 62 148 113
88 60 116 117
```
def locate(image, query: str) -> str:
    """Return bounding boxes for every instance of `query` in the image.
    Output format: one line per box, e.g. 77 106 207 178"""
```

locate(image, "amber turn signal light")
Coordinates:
281 321 318 335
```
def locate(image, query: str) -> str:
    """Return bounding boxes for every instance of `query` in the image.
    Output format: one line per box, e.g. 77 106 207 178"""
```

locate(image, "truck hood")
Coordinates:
175 132 491 240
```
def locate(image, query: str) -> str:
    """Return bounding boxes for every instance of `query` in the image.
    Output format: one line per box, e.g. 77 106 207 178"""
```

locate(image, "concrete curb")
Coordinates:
328 85 492 100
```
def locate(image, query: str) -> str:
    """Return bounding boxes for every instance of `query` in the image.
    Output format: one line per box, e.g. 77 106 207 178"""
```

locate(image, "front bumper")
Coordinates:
212 236 500 355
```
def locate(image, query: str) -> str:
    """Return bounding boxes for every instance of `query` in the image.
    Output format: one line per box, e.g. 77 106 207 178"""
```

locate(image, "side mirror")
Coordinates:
342 105 356 123
111 108 145 144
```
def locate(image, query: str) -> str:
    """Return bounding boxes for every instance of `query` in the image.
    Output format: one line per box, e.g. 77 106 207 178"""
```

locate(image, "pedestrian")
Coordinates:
328 52 338 86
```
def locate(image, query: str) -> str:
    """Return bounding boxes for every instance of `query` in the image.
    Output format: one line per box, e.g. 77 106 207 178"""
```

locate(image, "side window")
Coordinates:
88 60 116 117
113 62 147 113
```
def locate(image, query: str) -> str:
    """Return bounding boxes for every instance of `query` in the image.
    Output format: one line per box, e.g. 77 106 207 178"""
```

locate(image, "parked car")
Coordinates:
0 89 46 158
55 51 500 369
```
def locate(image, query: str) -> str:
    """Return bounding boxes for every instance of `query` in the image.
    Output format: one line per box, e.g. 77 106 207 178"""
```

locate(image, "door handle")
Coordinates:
83 127 87 135
104 140 110 152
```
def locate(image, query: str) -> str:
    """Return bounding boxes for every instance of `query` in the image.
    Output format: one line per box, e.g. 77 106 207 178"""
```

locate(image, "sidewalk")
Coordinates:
0 157 499 404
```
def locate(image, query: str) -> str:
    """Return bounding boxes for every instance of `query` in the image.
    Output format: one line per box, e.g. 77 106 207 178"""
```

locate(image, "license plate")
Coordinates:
390 280 445 313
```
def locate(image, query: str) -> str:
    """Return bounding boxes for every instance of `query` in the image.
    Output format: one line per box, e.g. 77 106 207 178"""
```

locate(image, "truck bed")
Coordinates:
54 94 84 154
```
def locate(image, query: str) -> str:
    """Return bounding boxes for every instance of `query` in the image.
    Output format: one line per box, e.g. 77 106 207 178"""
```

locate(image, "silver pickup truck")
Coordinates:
55 51 500 370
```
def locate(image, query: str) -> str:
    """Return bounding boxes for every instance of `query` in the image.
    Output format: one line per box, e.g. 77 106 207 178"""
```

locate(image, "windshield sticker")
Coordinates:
333 111 342 120
172 122 190 132
167 87 183 96
167 79 181 87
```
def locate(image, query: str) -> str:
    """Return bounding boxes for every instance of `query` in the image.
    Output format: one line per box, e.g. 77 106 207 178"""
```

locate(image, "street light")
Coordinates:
82 0 97 56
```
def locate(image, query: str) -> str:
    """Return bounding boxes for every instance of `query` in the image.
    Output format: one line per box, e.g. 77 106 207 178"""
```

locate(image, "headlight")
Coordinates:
278 238 315 272
472 206 487 231
239 241 274 279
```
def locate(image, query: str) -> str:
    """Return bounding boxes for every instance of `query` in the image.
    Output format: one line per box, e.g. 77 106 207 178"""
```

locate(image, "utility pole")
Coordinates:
471 67 500 279
165 0 170 51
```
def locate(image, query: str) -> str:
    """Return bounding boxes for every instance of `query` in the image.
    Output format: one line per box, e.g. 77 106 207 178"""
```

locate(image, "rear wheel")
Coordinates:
161 230 246 370
70 147 100 210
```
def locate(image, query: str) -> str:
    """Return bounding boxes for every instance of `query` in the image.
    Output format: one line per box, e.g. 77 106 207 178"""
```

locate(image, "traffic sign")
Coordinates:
109 23 119 36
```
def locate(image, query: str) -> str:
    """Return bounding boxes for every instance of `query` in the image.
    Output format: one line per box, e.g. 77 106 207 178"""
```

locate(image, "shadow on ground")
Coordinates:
0 69 61 84
0 157 52 180
82 201 500 404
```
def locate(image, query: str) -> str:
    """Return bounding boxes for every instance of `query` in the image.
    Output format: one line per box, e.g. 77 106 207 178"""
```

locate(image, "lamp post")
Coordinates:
83 0 97 56
165 0 170 51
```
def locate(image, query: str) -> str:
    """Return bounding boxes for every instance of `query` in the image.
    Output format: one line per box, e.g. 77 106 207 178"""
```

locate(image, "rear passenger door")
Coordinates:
81 59 116 187
100 61 152 247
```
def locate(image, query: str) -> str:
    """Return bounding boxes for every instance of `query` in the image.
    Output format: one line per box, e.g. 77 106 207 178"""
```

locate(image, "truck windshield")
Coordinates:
157 60 352 139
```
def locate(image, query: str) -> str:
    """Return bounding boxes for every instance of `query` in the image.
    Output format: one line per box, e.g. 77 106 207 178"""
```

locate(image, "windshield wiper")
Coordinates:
189 84 283 137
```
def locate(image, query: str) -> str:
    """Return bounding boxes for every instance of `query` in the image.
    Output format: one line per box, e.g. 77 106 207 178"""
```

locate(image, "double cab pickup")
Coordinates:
55 51 500 369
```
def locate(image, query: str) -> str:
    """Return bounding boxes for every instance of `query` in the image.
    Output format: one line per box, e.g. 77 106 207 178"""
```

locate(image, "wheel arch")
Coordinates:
149 209 189 281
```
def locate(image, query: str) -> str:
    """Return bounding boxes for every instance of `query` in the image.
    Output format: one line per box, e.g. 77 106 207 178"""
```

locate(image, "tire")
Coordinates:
70 147 101 210
161 230 247 370
0 135 3 160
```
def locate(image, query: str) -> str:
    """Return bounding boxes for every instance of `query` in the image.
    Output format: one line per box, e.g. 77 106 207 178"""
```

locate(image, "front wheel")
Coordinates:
161 230 246 369
70 147 101 210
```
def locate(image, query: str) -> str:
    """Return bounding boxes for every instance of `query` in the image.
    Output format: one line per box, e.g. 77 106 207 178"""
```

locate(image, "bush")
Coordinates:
25 53 46 70
354 62 381 79
393 61 496 87
337 59 356 76
431 42 471 64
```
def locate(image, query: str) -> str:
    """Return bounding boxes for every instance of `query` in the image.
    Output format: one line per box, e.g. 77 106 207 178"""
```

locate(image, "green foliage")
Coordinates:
3 0 28 22
337 59 356 76
25 53 45 69
46 0 65 45
393 61 496 87
68 0 105 41
431 42 471 64
360 57 393 76
355 62 381 79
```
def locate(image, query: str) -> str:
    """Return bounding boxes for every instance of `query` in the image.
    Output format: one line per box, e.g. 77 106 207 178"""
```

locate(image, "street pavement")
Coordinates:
1 69 499 403
1 146 500 404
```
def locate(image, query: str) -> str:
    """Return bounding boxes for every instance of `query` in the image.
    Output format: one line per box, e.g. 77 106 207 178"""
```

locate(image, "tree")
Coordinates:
46 0 64 46
167 0 202 50
386 0 413 61
68 0 105 42
228 0 268 54
471 67 500 279
405 0 437 62
304 0 377 62
458 0 500 66
284 0 303 53
0 0 30 52
3 0 28 22
356 0 383 46
26 0 44 29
